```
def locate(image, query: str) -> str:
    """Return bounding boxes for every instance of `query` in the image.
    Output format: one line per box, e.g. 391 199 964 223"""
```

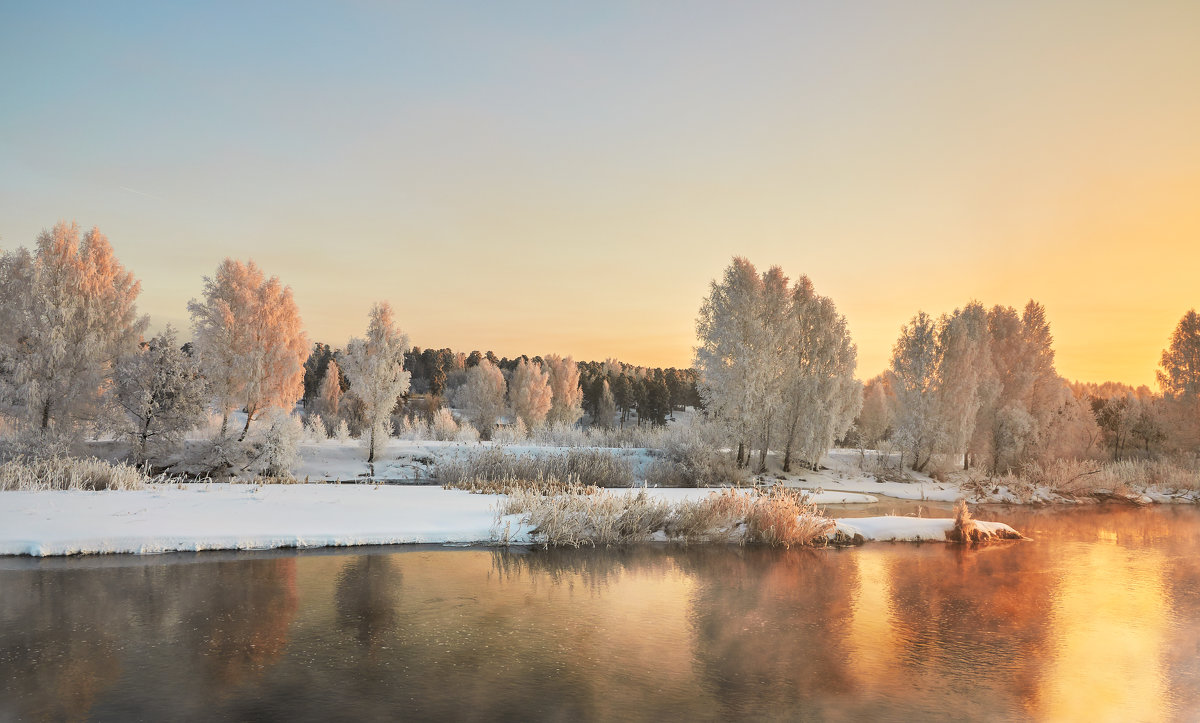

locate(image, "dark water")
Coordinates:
3 505 1200 722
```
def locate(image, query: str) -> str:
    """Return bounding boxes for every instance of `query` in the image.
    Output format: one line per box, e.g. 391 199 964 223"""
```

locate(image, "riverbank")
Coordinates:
0 484 1024 557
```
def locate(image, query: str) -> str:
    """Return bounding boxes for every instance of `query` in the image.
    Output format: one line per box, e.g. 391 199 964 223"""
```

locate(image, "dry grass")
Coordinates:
496 482 835 548
436 447 635 489
0 455 150 491
645 429 746 487
945 500 1025 543
982 458 1200 500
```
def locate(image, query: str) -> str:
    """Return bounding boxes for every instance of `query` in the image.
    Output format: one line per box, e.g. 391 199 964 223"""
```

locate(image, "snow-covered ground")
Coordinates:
0 483 1022 557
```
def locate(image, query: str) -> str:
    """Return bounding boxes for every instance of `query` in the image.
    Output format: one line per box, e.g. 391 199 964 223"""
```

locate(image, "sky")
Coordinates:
2 1 1198 387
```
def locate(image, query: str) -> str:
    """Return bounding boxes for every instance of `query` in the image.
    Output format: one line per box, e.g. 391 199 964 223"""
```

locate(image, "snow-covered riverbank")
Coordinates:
0 483 1026 557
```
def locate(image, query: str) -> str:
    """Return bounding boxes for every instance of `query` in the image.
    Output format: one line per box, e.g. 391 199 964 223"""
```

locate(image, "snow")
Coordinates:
0 484 528 557
0 483 892 557
834 516 1020 542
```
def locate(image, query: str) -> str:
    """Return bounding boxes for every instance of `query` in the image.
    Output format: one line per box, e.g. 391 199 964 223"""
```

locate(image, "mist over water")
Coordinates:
3 505 1199 721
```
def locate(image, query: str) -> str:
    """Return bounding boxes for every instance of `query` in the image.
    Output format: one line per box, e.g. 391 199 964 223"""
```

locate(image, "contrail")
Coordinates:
119 185 165 202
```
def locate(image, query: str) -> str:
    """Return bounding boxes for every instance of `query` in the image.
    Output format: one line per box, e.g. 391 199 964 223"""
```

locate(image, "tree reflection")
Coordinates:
335 554 399 651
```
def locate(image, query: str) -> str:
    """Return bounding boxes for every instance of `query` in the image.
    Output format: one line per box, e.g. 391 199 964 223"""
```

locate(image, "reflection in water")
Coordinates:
2 506 1200 720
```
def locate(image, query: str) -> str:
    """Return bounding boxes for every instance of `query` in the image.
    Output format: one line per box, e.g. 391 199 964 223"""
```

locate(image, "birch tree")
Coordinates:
509 358 552 430
455 358 506 439
188 259 308 441
340 302 411 465
544 354 584 427
0 222 147 434
694 257 765 466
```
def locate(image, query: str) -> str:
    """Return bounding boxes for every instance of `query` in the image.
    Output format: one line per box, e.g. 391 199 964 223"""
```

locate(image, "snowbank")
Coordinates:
834 516 1022 542
2 484 1013 557
0 484 524 557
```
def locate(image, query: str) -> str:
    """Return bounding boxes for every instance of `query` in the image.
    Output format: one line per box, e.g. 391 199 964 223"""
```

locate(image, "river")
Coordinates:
2 504 1198 721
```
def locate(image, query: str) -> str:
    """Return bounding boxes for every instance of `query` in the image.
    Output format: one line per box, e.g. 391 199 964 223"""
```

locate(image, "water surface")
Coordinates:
2 505 1199 721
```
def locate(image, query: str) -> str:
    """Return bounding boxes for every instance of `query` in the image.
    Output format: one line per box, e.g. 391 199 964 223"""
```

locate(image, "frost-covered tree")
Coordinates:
778 276 860 472
0 222 147 435
545 354 584 427
594 378 617 430
509 358 552 430
695 257 766 466
1158 310 1200 401
455 358 506 439
315 359 343 421
934 303 992 469
889 311 941 472
188 259 307 441
855 374 893 448
114 326 208 463
339 302 411 466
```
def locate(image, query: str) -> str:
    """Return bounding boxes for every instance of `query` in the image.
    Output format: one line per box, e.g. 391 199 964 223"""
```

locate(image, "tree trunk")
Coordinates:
368 424 376 465
40 400 51 431
238 411 253 442
737 442 745 467
220 412 230 439
757 422 770 474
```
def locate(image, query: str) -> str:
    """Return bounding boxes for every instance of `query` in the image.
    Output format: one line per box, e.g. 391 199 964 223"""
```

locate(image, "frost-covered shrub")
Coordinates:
492 418 528 444
455 420 480 443
496 485 833 548
334 419 352 443
304 413 327 442
646 427 745 487
0 455 149 491
260 410 303 477
530 421 589 447
437 447 634 489
431 407 459 441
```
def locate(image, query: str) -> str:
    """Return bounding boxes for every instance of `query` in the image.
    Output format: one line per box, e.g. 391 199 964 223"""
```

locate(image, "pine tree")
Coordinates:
595 378 617 430
339 302 411 466
188 259 307 441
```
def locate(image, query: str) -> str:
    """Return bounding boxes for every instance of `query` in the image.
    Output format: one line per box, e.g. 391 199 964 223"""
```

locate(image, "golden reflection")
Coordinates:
846 549 899 686
1036 544 1168 722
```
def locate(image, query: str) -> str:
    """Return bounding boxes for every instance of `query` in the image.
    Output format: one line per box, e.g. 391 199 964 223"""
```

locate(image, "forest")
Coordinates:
1 222 1198 491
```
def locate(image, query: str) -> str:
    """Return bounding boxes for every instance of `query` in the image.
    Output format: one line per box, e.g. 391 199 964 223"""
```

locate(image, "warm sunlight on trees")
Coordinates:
0 222 147 435
340 303 411 465
509 358 552 431
187 259 307 441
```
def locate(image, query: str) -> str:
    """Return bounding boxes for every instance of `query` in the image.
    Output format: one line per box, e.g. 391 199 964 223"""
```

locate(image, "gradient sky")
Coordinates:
2 1 1198 386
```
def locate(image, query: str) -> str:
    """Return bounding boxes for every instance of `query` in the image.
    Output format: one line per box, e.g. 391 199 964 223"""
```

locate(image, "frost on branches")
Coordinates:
187 259 308 441
509 358 552 431
0 222 147 436
694 257 860 472
114 326 207 463
545 354 584 427
454 358 506 439
340 302 411 465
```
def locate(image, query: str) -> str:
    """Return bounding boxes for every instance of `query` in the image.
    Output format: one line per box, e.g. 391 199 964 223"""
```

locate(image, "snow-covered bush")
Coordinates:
334 419 352 443
530 421 589 448
304 413 327 442
454 420 480 443
437 447 634 489
260 410 303 477
646 426 745 487
497 485 833 548
492 418 528 444
431 407 458 441
0 455 149 491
